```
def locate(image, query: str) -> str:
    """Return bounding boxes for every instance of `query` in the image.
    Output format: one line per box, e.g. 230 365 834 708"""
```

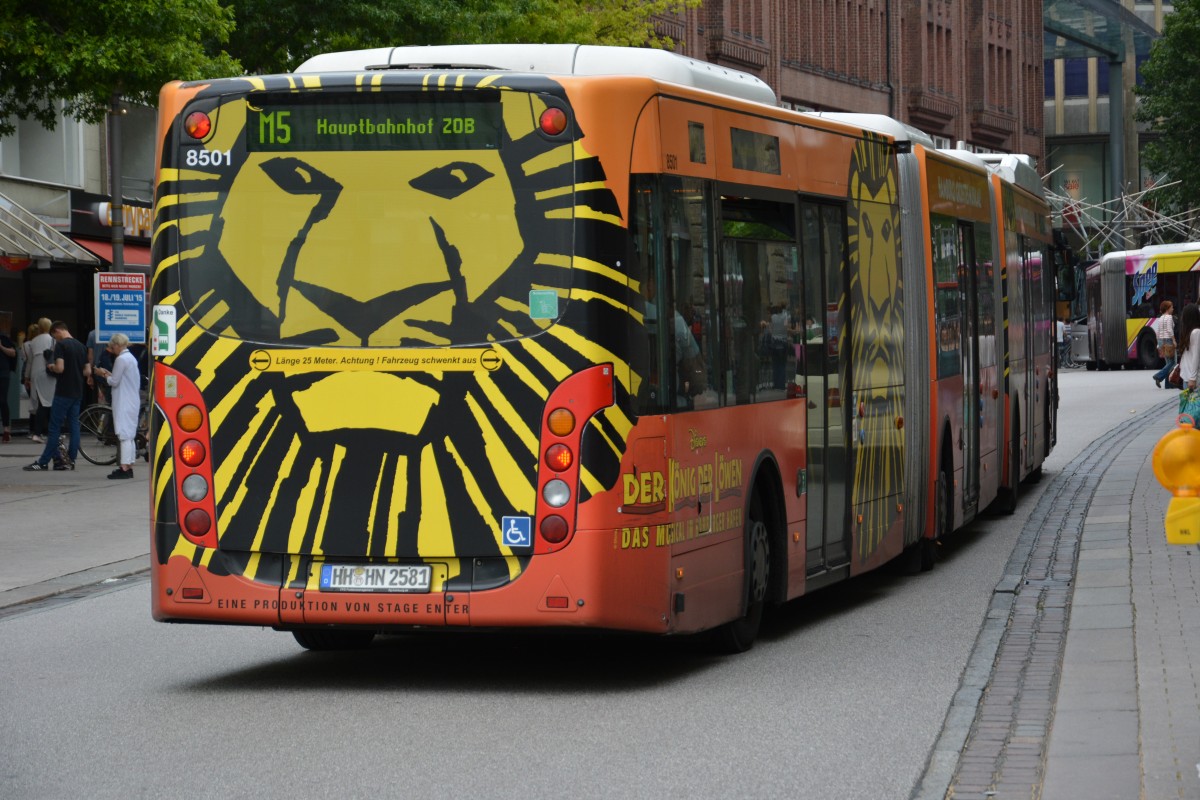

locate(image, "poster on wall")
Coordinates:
94 272 146 344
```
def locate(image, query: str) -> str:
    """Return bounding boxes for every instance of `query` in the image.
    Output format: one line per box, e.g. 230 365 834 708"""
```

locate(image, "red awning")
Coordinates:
71 238 152 268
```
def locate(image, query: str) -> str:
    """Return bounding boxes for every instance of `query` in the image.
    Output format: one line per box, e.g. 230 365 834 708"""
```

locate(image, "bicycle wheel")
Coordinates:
78 404 119 465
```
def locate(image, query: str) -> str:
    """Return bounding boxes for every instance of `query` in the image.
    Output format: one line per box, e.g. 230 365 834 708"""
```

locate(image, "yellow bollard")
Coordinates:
1151 415 1200 545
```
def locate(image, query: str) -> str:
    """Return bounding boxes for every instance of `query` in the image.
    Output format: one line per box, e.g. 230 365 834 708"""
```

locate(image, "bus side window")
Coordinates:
631 178 666 415
665 177 714 410
720 196 798 405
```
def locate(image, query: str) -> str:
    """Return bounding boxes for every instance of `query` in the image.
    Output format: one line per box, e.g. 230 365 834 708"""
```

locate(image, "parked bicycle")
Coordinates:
77 402 150 466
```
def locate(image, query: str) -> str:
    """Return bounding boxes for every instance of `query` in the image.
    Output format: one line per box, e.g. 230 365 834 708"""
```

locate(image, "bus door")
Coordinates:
800 202 851 574
959 222 980 514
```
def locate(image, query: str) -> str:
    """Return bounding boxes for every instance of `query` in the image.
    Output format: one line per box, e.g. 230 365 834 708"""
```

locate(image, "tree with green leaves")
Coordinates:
0 0 241 136
1135 0 1200 212
228 0 700 76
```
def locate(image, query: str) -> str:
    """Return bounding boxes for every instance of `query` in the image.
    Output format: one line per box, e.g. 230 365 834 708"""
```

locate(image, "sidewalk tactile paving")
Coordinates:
913 404 1200 800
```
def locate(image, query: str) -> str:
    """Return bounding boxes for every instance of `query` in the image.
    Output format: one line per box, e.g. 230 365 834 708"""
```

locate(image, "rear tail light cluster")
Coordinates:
175 403 212 539
533 365 615 554
155 365 219 549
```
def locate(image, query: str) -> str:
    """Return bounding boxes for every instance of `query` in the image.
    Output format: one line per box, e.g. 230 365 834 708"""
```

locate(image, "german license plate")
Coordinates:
319 564 431 593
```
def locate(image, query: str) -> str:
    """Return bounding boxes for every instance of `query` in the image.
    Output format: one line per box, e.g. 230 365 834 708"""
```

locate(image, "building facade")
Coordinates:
1042 0 1170 249
658 0 1047 160
0 102 156 342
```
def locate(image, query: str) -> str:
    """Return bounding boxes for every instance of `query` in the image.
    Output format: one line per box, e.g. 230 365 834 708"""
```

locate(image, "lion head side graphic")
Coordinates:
847 132 905 560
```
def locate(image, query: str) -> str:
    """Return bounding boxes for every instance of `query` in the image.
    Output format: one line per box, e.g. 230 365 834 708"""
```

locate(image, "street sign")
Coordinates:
95 273 146 344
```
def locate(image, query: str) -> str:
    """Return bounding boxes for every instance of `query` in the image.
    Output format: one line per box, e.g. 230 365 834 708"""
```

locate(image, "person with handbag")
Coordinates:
1152 300 1177 388
24 318 54 443
1176 304 1200 422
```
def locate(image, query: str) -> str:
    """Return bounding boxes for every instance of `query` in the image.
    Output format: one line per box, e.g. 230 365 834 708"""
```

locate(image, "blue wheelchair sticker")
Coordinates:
501 516 532 548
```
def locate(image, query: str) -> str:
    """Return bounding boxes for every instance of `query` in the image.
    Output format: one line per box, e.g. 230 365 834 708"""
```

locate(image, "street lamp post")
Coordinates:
108 93 125 273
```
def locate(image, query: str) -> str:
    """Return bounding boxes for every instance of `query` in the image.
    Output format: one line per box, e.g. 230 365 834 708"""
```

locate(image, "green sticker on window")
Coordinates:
529 290 559 320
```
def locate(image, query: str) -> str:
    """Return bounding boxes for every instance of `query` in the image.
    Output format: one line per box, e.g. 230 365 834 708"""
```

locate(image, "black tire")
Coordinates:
899 472 938 574
902 462 946 569
1137 334 1160 369
708 492 770 654
292 629 375 651
898 532 937 574
994 409 1021 515
78 404 119 465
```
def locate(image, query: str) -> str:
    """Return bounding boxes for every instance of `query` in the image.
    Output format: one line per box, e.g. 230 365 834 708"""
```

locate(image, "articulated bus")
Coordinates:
149 44 1055 652
1084 242 1200 370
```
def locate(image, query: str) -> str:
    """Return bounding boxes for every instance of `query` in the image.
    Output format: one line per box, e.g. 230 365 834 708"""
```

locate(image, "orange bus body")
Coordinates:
148 46 1055 650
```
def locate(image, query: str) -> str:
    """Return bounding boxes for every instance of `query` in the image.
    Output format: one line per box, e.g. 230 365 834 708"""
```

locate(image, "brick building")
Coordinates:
657 0 1048 162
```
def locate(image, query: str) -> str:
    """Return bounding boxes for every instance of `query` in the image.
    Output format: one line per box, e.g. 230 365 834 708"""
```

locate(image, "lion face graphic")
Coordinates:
214 150 523 433
156 76 637 575
217 151 522 347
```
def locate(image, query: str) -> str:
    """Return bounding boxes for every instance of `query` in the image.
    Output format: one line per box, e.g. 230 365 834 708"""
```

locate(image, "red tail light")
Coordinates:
539 107 568 136
184 111 212 139
184 509 212 537
540 515 569 543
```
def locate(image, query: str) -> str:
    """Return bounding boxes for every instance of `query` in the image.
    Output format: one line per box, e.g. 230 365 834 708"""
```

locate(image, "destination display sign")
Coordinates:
246 94 502 152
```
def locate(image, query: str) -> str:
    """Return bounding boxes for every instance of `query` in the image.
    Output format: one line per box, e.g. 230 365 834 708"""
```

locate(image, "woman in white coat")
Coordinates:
24 318 55 443
93 333 139 479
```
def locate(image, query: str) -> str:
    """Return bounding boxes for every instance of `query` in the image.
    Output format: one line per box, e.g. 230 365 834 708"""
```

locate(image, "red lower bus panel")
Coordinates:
152 524 675 634
152 554 285 625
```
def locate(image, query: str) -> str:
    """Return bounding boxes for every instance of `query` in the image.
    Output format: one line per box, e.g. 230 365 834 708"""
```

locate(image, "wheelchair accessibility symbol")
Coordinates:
501 516 532 548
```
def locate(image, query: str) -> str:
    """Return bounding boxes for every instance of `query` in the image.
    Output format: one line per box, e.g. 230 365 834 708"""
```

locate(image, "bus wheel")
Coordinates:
994 413 1021 515
899 533 936 574
934 465 950 539
912 472 950 573
291 629 375 651
1137 335 1160 370
708 493 770 654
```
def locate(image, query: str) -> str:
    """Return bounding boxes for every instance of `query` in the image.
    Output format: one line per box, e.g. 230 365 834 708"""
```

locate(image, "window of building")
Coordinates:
0 102 84 187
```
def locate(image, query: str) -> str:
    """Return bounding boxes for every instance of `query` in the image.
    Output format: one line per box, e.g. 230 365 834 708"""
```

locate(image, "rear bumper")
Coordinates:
152 527 672 634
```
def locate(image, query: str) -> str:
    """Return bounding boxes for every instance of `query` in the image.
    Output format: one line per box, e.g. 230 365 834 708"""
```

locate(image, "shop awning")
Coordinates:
72 238 152 268
0 191 99 266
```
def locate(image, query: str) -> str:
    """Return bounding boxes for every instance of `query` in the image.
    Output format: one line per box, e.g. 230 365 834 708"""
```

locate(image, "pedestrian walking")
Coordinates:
92 333 139 479
23 321 89 472
1056 317 1072 368
1179 303 1200 392
1152 300 1177 388
24 318 53 443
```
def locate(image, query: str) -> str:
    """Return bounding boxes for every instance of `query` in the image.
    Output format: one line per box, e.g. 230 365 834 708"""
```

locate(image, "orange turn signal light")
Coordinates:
177 404 203 432
548 408 575 437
